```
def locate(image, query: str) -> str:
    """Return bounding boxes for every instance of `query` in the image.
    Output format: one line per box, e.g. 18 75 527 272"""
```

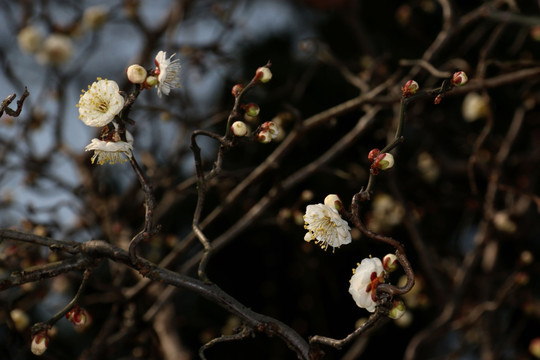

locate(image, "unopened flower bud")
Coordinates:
261 121 279 139
530 337 540 358
375 153 394 171
388 299 406 319
66 306 88 327
231 121 249 137
368 148 380 163
434 94 443 104
145 75 158 88
256 130 272 143
31 332 49 356
324 194 344 212
244 103 260 117
383 253 399 273
126 64 147 84
232 84 244 97
401 80 419 97
451 71 468 87
255 66 272 83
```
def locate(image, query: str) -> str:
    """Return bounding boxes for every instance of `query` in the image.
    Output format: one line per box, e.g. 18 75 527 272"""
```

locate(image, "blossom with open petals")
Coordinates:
349 257 385 312
77 78 125 127
85 130 134 165
303 203 351 250
154 51 181 97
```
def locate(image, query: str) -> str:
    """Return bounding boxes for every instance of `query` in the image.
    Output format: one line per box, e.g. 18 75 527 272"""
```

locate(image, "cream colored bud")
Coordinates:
324 194 343 212
382 253 399 273
31 333 49 356
231 121 249 137
377 153 394 170
388 299 406 319
126 64 147 84
451 71 468 86
256 66 272 83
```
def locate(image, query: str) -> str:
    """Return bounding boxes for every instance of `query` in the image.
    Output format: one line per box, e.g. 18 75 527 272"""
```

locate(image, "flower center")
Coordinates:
365 271 383 302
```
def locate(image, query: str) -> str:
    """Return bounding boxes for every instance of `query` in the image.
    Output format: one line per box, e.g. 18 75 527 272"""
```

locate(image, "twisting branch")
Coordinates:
199 326 255 360
31 266 94 336
128 155 159 265
190 130 233 281
309 309 386 352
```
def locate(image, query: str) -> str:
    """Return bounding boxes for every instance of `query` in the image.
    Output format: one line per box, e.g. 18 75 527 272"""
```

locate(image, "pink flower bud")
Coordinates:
401 80 419 97
31 332 49 356
383 253 399 273
231 121 249 137
256 130 272 143
324 194 344 212
451 71 468 87
66 306 88 327
260 121 279 139
368 148 380 163
255 66 272 83
126 64 147 84
232 84 244 97
434 94 443 104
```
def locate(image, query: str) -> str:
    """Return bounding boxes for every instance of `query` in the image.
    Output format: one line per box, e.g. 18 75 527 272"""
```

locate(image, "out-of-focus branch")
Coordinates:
0 87 29 117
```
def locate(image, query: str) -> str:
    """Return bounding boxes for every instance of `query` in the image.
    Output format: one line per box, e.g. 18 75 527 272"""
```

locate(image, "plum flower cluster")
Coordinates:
229 66 280 143
78 50 181 165
77 78 132 165
303 194 351 251
126 50 182 97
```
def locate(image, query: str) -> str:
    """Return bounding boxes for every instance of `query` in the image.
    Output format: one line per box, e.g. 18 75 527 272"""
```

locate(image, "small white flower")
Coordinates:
349 257 385 312
85 130 134 165
155 51 181 97
303 203 351 251
77 78 125 127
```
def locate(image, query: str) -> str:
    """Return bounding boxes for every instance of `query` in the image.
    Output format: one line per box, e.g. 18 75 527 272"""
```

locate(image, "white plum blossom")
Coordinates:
154 51 181 97
85 129 134 165
36 33 74 66
17 25 43 54
77 78 125 127
349 257 385 312
303 203 351 251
